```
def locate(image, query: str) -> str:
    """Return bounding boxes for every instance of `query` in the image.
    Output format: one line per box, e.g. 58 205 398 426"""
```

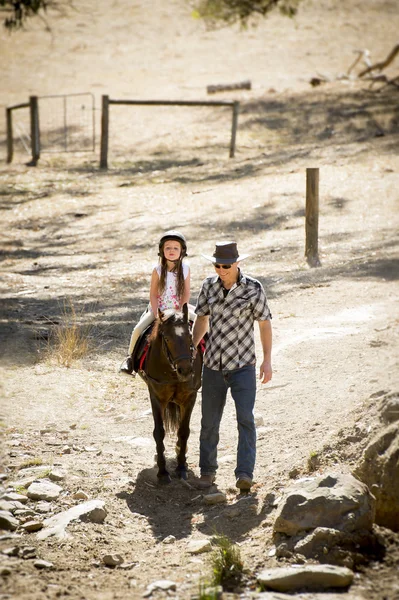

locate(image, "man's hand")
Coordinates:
259 359 272 384
192 315 209 349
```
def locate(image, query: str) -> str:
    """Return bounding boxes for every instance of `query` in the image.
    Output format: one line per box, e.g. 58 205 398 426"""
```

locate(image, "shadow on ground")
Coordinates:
117 463 276 544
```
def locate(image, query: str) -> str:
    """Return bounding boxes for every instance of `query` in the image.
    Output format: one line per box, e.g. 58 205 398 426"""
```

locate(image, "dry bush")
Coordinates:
46 299 96 367
210 534 244 590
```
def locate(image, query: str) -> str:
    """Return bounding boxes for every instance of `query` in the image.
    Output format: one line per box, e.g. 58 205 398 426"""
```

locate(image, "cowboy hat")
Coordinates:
202 241 250 265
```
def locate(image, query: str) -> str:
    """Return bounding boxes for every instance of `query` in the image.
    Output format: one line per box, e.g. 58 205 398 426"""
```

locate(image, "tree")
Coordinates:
191 0 301 28
0 0 53 30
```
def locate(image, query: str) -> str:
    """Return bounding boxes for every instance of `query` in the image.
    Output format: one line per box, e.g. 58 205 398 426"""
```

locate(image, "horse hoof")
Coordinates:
158 474 171 485
176 469 188 480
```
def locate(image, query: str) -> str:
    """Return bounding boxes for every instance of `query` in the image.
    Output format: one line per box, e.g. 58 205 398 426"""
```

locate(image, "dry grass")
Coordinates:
46 299 96 367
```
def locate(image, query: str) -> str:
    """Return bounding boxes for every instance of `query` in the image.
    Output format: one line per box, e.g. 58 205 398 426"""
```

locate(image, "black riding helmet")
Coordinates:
158 230 187 258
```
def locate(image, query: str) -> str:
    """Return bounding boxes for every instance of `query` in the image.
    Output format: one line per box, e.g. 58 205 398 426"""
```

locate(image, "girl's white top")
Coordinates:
154 262 189 311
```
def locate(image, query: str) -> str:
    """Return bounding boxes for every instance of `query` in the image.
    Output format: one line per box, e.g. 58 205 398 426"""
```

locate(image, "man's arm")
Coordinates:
192 315 209 348
258 319 272 384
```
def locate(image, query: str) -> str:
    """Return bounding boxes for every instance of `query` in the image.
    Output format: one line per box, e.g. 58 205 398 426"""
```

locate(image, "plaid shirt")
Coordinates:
195 270 271 371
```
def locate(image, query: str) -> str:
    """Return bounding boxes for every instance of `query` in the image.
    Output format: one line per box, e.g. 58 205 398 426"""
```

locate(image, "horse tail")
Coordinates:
164 402 181 434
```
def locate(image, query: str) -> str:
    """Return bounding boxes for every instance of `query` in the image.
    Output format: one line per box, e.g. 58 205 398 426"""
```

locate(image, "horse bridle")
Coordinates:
160 327 194 372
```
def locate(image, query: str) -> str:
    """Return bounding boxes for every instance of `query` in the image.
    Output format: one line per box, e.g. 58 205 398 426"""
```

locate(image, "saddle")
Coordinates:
132 322 154 373
120 321 205 377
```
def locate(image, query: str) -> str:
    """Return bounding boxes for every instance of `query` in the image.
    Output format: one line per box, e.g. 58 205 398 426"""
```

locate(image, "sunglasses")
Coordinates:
214 263 232 270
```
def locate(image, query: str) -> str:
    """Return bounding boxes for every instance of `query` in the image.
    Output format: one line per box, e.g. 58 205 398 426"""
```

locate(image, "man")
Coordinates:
192 241 272 491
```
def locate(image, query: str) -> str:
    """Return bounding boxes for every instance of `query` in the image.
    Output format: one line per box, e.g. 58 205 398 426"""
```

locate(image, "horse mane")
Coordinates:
149 318 160 342
148 310 182 343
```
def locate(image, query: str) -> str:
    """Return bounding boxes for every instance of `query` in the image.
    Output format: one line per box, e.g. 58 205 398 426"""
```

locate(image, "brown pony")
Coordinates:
138 303 202 483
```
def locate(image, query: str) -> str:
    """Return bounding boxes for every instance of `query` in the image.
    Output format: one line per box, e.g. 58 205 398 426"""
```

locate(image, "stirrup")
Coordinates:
119 355 134 375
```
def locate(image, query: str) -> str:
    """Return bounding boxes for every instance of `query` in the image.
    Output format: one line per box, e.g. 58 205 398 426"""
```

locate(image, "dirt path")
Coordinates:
1 0 399 598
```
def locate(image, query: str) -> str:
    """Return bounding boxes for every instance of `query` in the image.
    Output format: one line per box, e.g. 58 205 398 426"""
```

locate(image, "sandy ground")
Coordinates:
0 0 399 598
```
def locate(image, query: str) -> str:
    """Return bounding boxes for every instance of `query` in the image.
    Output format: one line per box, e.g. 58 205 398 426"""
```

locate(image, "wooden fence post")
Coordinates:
29 96 40 166
229 101 239 158
100 95 109 169
305 167 321 267
6 108 13 164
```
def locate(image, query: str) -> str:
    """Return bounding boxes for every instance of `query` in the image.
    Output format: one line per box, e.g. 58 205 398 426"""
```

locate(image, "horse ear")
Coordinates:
158 308 164 321
182 303 188 323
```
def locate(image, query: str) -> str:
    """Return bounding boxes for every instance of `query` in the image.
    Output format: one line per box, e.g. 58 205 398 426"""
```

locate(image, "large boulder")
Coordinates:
272 473 378 568
353 421 399 532
274 473 375 536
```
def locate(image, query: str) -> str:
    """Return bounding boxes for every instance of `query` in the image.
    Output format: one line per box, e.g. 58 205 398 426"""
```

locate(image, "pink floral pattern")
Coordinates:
155 263 189 311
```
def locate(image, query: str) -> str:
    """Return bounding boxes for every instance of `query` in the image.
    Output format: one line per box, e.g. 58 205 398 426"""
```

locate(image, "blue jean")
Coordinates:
199 364 257 480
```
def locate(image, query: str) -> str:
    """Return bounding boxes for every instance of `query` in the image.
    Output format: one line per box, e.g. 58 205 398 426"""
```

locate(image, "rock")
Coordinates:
34 559 54 569
187 539 212 554
2 546 19 556
0 511 19 531
0 567 12 576
3 501 27 512
44 438 63 446
254 413 265 427
0 501 16 512
114 414 128 422
162 535 176 544
79 504 107 523
20 546 37 559
10 476 41 488
354 421 399 531
257 565 354 592
120 562 138 569
27 480 63 501
37 499 107 540
14 507 36 517
0 533 21 542
102 554 123 567
143 580 177 597
15 465 51 478
72 490 89 500
203 492 227 505
114 435 153 447
35 501 53 514
10 466 54 489
2 492 28 504
49 470 66 482
381 393 399 423
275 543 293 559
226 507 241 519
22 520 44 532
273 473 375 536
62 445 71 454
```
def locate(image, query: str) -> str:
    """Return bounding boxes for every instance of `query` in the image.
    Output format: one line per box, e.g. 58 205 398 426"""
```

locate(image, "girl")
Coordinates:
120 230 194 374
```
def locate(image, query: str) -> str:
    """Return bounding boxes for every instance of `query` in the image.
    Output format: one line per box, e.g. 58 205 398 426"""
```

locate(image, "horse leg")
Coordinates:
175 393 196 480
150 396 171 484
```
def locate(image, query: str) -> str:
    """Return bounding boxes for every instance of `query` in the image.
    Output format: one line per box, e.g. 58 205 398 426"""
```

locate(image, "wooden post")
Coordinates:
100 95 109 169
305 167 321 267
29 96 40 166
229 101 239 158
6 108 13 164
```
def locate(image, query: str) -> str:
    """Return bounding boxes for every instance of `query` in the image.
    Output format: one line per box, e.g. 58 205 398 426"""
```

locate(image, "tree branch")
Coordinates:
358 42 399 77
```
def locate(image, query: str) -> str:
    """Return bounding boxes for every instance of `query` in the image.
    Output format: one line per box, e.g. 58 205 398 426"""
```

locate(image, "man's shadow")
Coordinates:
117 459 276 544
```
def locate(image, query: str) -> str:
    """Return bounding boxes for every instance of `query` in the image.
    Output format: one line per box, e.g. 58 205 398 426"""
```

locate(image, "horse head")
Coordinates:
157 303 194 382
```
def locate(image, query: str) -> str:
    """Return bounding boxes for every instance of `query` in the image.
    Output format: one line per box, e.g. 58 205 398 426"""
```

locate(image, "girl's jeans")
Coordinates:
199 364 257 480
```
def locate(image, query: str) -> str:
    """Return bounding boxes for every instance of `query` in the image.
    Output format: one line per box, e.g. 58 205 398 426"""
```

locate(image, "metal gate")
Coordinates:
38 93 95 153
